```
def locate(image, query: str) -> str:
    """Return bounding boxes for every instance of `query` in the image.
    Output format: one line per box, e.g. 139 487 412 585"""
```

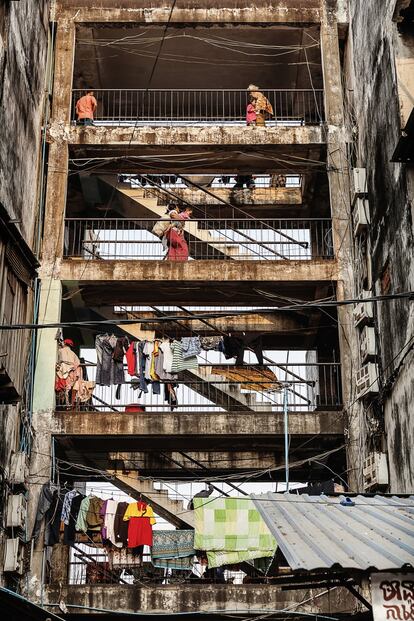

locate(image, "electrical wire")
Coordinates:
1 292 412 331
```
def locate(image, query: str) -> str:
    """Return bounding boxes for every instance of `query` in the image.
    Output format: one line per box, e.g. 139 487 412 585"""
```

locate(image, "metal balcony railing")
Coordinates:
67 545 249 586
71 89 325 125
57 363 342 413
63 218 334 261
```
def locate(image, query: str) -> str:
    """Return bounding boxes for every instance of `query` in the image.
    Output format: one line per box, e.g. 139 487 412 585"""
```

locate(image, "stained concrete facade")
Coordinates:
342 0 414 492
26 4 353 614
43 583 354 617
0 0 50 591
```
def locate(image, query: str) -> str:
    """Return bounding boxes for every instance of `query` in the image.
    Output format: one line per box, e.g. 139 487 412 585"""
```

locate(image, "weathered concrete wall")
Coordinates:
57 257 338 282
345 0 414 491
53 409 344 438
55 1 323 25
0 0 49 247
0 0 49 589
49 124 325 148
44 583 354 616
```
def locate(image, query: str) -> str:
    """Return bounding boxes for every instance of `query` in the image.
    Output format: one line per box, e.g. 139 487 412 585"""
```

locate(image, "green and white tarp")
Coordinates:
193 497 277 569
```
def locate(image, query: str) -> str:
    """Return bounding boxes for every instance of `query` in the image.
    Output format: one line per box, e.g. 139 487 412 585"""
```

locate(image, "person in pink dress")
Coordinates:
246 101 257 126
165 207 193 261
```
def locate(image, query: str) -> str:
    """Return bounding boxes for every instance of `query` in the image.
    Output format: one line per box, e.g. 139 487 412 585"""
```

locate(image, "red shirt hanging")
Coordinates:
123 501 156 547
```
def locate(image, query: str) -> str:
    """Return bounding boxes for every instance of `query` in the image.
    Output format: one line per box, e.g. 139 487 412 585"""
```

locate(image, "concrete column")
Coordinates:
51 20 76 123
26 279 62 601
41 142 68 269
320 4 363 491
33 279 62 413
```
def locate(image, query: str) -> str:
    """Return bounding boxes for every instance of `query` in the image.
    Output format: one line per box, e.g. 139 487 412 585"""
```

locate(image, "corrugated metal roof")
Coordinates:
0 587 65 621
251 493 414 572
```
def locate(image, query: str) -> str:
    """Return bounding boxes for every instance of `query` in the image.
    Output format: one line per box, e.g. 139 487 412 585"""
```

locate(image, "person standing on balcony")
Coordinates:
246 101 256 126
247 84 273 127
75 89 97 126
164 205 191 261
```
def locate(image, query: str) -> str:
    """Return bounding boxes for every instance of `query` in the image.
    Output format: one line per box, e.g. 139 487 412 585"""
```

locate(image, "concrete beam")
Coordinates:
109 310 313 335
106 449 344 483
49 124 325 149
170 187 302 207
43 583 353 616
110 450 285 472
56 2 322 25
53 410 344 440
58 258 338 283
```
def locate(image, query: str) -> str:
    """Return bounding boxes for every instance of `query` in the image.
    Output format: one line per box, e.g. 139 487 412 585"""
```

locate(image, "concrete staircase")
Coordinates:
108 470 194 528
88 306 257 413
187 366 259 412
99 175 249 260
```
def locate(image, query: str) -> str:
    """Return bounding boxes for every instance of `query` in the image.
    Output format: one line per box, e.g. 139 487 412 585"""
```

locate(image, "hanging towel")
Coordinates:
152 530 195 560
151 530 195 570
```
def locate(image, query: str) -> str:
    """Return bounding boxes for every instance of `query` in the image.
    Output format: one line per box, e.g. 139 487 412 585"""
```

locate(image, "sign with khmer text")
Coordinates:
372 573 414 621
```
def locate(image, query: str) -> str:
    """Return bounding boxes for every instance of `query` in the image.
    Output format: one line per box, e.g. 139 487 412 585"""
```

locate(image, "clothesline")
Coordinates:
32 483 277 575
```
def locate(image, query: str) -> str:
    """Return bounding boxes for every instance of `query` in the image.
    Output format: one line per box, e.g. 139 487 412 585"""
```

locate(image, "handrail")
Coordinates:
63 216 334 261
71 88 325 124
73 88 324 93
64 217 331 222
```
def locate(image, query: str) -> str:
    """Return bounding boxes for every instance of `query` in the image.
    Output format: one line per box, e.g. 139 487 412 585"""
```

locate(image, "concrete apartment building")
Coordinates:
0 0 413 619
0 0 50 597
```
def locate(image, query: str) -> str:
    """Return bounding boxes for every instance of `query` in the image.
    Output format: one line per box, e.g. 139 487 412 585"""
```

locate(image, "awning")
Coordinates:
0 587 65 621
251 493 414 572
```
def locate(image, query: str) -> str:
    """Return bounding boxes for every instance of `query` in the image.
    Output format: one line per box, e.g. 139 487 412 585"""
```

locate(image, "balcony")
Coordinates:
52 355 343 477
71 89 325 127
64 218 333 262
57 362 342 414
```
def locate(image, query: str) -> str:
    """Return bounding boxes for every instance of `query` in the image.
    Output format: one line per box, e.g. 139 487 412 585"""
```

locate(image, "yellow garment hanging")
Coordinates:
122 502 156 525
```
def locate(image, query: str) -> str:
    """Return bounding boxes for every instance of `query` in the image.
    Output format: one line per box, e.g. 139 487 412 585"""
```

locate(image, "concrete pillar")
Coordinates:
320 4 362 491
33 279 62 413
41 142 68 268
51 20 76 123
26 279 62 601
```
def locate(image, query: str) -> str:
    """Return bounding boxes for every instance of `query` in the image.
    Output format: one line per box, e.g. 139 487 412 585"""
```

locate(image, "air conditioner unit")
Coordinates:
352 167 368 204
353 291 374 328
355 363 379 400
360 326 377 362
353 198 370 236
9 452 29 487
363 452 389 490
6 494 27 529
3 538 24 574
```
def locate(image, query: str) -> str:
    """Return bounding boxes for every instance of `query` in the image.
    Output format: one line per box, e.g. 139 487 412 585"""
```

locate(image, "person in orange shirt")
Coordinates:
75 90 97 126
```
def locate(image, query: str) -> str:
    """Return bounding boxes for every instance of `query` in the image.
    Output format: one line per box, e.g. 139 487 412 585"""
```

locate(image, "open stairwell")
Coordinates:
88 306 257 413
98 175 249 259
108 470 194 528
186 366 259 412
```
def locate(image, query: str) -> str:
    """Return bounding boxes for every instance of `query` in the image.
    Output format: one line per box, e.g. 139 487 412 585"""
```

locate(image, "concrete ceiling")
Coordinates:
54 432 345 483
62 279 335 307
74 24 323 91
69 143 327 175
